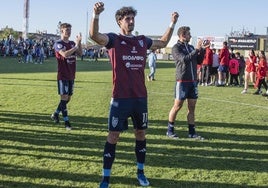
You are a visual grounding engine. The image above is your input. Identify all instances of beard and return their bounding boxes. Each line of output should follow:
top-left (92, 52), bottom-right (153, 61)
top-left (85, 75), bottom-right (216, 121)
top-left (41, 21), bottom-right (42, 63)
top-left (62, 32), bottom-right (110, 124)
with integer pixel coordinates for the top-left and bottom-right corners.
top-left (128, 25), bottom-right (134, 32)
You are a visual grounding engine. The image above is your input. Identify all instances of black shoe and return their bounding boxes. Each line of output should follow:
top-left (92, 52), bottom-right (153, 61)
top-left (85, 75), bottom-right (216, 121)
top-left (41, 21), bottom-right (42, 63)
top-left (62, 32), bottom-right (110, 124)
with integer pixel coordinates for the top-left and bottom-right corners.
top-left (166, 131), bottom-right (179, 139)
top-left (51, 113), bottom-right (59, 123)
top-left (253, 90), bottom-right (262, 95)
top-left (65, 121), bottom-right (72, 131)
top-left (188, 134), bottom-right (204, 140)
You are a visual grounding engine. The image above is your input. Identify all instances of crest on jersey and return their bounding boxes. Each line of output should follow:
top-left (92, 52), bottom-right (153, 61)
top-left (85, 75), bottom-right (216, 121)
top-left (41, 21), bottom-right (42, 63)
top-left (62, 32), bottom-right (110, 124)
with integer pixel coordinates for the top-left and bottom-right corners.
top-left (57, 43), bottom-right (63, 49)
top-left (112, 116), bottom-right (118, 128)
top-left (138, 40), bottom-right (144, 47)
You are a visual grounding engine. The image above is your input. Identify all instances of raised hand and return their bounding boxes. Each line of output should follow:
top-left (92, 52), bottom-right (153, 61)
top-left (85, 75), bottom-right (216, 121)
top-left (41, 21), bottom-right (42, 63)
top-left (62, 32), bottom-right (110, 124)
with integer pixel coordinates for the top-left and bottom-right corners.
top-left (171, 12), bottom-right (179, 24)
top-left (76, 32), bottom-right (82, 45)
top-left (93, 2), bottom-right (105, 15)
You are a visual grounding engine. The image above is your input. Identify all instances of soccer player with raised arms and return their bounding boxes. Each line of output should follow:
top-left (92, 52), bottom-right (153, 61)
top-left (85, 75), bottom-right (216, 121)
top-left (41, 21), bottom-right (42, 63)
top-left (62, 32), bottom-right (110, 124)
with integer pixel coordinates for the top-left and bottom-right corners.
top-left (89, 2), bottom-right (179, 187)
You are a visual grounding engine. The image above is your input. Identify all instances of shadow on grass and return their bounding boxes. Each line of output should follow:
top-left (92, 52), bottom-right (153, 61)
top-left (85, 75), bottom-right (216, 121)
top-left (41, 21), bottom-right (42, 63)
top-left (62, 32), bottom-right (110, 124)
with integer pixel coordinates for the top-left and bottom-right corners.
top-left (0, 163), bottom-right (100, 188)
top-left (148, 119), bottom-right (268, 142)
top-left (0, 110), bottom-right (267, 187)
top-left (1, 174), bottom-right (260, 188)
top-left (112, 176), bottom-right (263, 188)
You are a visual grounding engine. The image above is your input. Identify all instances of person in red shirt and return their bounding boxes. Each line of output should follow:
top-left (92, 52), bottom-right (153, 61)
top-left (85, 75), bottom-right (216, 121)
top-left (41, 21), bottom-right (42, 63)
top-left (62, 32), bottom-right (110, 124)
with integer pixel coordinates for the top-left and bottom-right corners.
top-left (254, 51), bottom-right (268, 95)
top-left (241, 49), bottom-right (257, 94)
top-left (228, 53), bottom-right (240, 86)
top-left (200, 40), bottom-right (213, 86)
top-left (218, 41), bottom-right (230, 86)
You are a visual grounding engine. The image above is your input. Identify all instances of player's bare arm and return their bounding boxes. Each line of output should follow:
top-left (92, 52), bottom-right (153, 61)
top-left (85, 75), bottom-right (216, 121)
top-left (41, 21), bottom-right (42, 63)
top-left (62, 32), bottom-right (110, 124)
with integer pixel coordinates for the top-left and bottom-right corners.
top-left (89, 2), bottom-right (109, 46)
top-left (150, 12), bottom-right (179, 50)
top-left (59, 33), bottom-right (83, 58)
top-left (75, 32), bottom-right (83, 56)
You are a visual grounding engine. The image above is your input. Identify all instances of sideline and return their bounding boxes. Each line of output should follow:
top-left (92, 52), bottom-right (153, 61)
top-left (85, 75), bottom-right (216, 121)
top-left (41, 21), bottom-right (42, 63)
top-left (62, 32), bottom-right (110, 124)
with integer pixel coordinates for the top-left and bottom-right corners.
top-left (202, 97), bottom-right (268, 110)
top-left (149, 91), bottom-right (268, 110)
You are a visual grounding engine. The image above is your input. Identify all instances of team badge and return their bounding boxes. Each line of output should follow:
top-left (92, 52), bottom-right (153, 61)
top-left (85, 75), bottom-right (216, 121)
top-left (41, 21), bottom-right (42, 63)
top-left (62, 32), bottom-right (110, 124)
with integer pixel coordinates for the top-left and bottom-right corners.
top-left (57, 43), bottom-right (63, 49)
top-left (138, 40), bottom-right (144, 47)
top-left (112, 116), bottom-right (118, 128)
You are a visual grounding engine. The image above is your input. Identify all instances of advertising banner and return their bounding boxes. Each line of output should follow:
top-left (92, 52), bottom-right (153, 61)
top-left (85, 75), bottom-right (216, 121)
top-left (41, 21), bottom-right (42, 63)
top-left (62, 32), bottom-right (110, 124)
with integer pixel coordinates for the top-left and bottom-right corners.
top-left (228, 37), bottom-right (258, 50)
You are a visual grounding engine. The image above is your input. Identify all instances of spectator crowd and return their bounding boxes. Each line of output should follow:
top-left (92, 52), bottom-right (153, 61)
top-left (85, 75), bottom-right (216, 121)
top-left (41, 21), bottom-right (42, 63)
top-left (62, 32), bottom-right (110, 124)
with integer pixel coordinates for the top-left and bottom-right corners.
top-left (197, 41), bottom-right (268, 98)
top-left (0, 35), bottom-right (55, 64)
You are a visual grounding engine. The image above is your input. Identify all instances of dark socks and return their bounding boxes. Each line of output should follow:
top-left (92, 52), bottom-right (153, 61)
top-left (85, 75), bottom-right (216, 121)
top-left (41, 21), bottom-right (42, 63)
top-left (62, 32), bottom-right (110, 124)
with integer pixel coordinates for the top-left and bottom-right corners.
top-left (188, 124), bottom-right (196, 135)
top-left (55, 102), bottom-right (61, 114)
top-left (102, 142), bottom-right (116, 183)
top-left (167, 121), bottom-right (174, 132)
top-left (60, 100), bottom-right (68, 122)
top-left (135, 140), bottom-right (146, 174)
top-left (135, 140), bottom-right (146, 163)
top-left (55, 100), bottom-right (69, 115)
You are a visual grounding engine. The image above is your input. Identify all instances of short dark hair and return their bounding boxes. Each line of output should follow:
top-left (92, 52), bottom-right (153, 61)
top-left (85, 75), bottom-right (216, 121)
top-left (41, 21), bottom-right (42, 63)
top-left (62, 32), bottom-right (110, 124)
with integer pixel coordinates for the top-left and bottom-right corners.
top-left (60, 23), bottom-right (72, 29)
top-left (177, 26), bottom-right (190, 36)
top-left (235, 52), bottom-right (240, 56)
top-left (115, 6), bottom-right (137, 26)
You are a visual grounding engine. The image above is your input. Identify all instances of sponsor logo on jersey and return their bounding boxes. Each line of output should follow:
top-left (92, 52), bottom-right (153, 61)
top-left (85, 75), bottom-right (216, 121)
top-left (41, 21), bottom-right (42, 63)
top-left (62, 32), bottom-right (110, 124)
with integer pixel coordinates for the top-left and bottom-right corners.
top-left (125, 62), bottom-right (143, 70)
top-left (121, 41), bottom-right (127, 45)
top-left (66, 55), bottom-right (76, 64)
top-left (131, 46), bottom-right (137, 54)
top-left (122, 55), bottom-right (144, 61)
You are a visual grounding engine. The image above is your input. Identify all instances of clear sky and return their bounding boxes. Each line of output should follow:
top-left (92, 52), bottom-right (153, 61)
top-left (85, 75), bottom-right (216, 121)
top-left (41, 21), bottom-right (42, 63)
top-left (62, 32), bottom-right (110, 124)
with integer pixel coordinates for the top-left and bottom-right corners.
top-left (1, 0), bottom-right (268, 43)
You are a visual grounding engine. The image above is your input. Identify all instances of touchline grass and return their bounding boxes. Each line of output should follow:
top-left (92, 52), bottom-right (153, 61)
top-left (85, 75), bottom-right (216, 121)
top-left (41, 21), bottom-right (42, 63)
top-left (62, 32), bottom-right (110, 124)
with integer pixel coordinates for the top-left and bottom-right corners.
top-left (0, 57), bottom-right (267, 188)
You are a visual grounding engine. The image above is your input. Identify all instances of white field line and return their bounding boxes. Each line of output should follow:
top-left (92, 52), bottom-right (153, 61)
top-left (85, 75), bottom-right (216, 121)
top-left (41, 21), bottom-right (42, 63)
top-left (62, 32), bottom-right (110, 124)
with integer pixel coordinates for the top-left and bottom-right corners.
top-left (202, 97), bottom-right (268, 110)
top-left (149, 91), bottom-right (268, 110)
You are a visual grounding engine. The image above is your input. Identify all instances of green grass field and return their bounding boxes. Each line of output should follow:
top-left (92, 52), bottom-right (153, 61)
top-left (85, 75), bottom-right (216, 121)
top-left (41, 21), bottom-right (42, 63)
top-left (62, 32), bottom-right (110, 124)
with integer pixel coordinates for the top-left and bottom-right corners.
top-left (0, 56), bottom-right (267, 188)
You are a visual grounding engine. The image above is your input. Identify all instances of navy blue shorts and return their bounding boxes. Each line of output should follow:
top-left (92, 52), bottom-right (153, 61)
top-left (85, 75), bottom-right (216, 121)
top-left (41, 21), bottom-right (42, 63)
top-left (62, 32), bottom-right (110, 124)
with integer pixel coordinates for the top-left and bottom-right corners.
top-left (218, 65), bottom-right (228, 73)
top-left (57, 80), bottom-right (74, 95)
top-left (108, 98), bottom-right (148, 132)
top-left (175, 81), bottom-right (198, 100)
